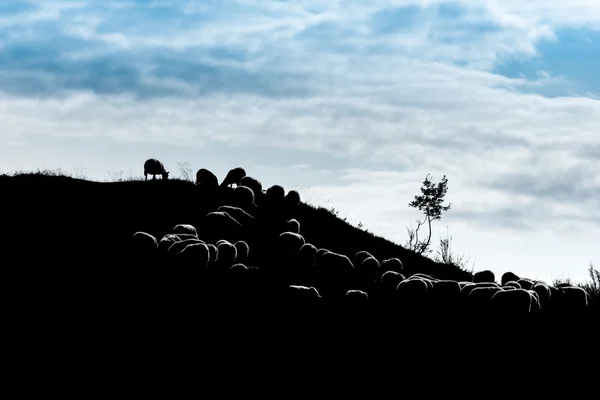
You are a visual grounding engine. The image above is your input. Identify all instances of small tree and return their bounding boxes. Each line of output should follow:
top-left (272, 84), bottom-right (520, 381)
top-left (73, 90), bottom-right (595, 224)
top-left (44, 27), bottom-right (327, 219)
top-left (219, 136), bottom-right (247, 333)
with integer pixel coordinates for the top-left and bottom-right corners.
top-left (405, 173), bottom-right (451, 255)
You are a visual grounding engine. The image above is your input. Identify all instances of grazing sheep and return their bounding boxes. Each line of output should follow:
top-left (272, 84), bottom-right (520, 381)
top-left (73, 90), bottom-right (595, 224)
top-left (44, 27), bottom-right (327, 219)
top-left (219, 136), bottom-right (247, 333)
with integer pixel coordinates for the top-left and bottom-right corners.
top-left (395, 278), bottom-right (429, 308)
top-left (379, 270), bottom-right (405, 303)
top-left (354, 250), bottom-right (375, 266)
top-left (504, 281), bottom-right (521, 289)
top-left (239, 176), bottom-right (263, 200)
top-left (316, 251), bottom-right (355, 301)
top-left (491, 288), bottom-right (533, 315)
top-left (461, 282), bottom-right (500, 296)
top-left (172, 224), bottom-right (197, 237)
top-left (284, 190), bottom-right (301, 211)
top-left (473, 270), bottom-right (496, 284)
top-left (215, 241), bottom-right (237, 270)
top-left (286, 219), bottom-right (300, 234)
top-left (411, 273), bottom-right (437, 281)
top-left (531, 282), bottom-right (551, 310)
top-left (202, 211), bottom-right (244, 243)
top-left (144, 158), bottom-right (169, 181)
top-left (206, 244), bottom-right (218, 268)
top-left (288, 285), bottom-right (322, 304)
top-left (379, 258), bottom-right (404, 275)
top-left (195, 168), bottom-right (219, 188)
top-left (131, 231), bottom-right (158, 257)
top-left (157, 234), bottom-right (182, 253)
top-left (356, 256), bottom-right (379, 291)
top-left (264, 185), bottom-right (286, 210)
top-left (527, 290), bottom-right (541, 312)
top-left (218, 205), bottom-right (255, 227)
top-left (278, 232), bottom-right (305, 253)
top-left (168, 238), bottom-right (202, 255)
top-left (430, 279), bottom-right (461, 310)
top-left (232, 185), bottom-right (257, 212)
top-left (468, 287), bottom-right (504, 309)
top-left (299, 243), bottom-right (318, 260)
top-left (516, 278), bottom-right (535, 290)
top-left (345, 290), bottom-right (369, 304)
top-left (221, 167), bottom-right (246, 188)
top-left (176, 242), bottom-right (210, 269)
top-left (501, 272), bottom-right (520, 286)
top-left (233, 241), bottom-right (250, 264)
top-left (408, 276), bottom-right (434, 291)
top-left (559, 285), bottom-right (589, 313)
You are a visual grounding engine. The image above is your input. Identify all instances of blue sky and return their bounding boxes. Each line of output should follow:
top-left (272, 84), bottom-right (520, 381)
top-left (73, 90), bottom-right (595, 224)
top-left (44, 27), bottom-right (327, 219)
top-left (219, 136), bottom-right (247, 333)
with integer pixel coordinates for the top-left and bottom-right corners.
top-left (1, 0), bottom-right (599, 284)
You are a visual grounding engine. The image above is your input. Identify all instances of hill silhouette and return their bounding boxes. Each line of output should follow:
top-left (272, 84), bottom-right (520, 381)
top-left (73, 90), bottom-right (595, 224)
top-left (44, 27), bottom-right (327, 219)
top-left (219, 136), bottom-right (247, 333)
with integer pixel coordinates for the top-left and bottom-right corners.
top-left (1, 168), bottom-right (597, 325)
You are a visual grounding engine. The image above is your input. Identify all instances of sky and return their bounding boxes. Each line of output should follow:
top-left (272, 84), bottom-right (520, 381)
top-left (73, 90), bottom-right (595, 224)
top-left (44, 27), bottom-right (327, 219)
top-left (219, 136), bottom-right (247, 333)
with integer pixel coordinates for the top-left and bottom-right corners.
top-left (0, 0), bottom-right (598, 285)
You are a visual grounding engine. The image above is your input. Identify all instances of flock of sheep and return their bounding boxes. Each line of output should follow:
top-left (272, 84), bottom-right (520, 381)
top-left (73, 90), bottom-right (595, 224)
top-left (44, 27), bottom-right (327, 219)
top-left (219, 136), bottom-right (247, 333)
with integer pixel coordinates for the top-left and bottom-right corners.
top-left (132, 159), bottom-right (592, 316)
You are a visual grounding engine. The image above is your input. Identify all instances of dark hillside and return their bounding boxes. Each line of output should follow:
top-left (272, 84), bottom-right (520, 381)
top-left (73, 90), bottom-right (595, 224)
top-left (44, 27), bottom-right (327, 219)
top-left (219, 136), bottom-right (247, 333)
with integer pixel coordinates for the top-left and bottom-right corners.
top-left (2, 171), bottom-right (595, 324)
top-left (1, 173), bottom-right (469, 281)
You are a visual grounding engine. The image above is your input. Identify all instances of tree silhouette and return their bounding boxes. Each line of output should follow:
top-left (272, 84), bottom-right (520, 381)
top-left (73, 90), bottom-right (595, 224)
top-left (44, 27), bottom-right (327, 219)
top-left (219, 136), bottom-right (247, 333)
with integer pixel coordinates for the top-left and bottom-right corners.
top-left (405, 174), bottom-right (451, 255)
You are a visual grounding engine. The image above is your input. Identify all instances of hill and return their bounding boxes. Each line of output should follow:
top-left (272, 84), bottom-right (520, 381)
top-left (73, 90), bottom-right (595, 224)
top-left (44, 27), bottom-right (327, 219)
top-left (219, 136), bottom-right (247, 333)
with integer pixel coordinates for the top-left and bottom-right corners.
top-left (1, 170), bottom-right (596, 324)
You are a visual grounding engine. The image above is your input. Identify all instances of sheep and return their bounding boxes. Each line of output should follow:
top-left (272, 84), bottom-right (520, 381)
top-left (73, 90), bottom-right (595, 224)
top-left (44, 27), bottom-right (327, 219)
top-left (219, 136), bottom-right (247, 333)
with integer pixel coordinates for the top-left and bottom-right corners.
top-left (378, 270), bottom-right (405, 303)
top-left (345, 290), bottom-right (369, 304)
top-left (501, 271), bottom-right (520, 286)
top-left (221, 167), bottom-right (246, 188)
top-left (461, 282), bottom-right (500, 296)
top-left (527, 289), bottom-right (541, 312)
top-left (157, 233), bottom-right (182, 254)
top-left (202, 211), bottom-right (244, 243)
top-left (395, 278), bottom-right (430, 309)
top-left (264, 185), bottom-right (286, 211)
top-left (233, 240), bottom-right (250, 265)
top-left (144, 158), bottom-right (169, 181)
top-left (430, 279), bottom-right (461, 310)
top-left (491, 288), bottom-right (533, 315)
top-left (176, 242), bottom-right (210, 269)
top-left (316, 251), bottom-right (355, 301)
top-left (356, 256), bottom-right (379, 291)
top-left (173, 233), bottom-right (198, 241)
top-left (239, 176), bottom-right (263, 200)
top-left (206, 244), bottom-right (218, 268)
top-left (473, 270), bottom-right (496, 284)
top-left (168, 238), bottom-right (203, 255)
top-left (354, 250), bottom-right (375, 266)
top-left (284, 190), bottom-right (301, 211)
top-left (195, 168), bottom-right (219, 188)
top-left (131, 231), bottom-right (158, 257)
top-left (411, 273), bottom-right (437, 281)
top-left (172, 224), bottom-right (197, 237)
top-left (468, 286), bottom-right (504, 311)
top-left (503, 281), bottom-right (521, 289)
top-left (379, 258), bottom-right (404, 275)
top-left (217, 205), bottom-right (255, 227)
top-left (278, 232), bottom-right (305, 254)
top-left (288, 285), bottom-right (321, 304)
top-left (215, 241), bottom-right (237, 270)
top-left (231, 186), bottom-right (257, 213)
top-left (299, 243), bottom-right (318, 260)
top-left (558, 285), bottom-right (589, 314)
top-left (531, 282), bottom-right (552, 310)
top-left (516, 278), bottom-right (535, 290)
top-left (286, 219), bottom-right (300, 234)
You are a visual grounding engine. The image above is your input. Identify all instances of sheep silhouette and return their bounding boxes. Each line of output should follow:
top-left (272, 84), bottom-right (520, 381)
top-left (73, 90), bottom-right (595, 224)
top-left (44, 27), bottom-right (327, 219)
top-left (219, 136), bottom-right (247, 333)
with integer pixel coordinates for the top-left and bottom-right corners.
top-left (144, 158), bottom-right (169, 181)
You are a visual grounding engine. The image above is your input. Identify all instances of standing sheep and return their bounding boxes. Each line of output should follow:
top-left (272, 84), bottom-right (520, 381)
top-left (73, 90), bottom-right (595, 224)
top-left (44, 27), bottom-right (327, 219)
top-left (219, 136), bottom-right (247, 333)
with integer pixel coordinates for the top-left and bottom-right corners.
top-left (473, 270), bottom-right (496, 284)
top-left (196, 168), bottom-right (219, 188)
top-left (144, 158), bottom-right (169, 181)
